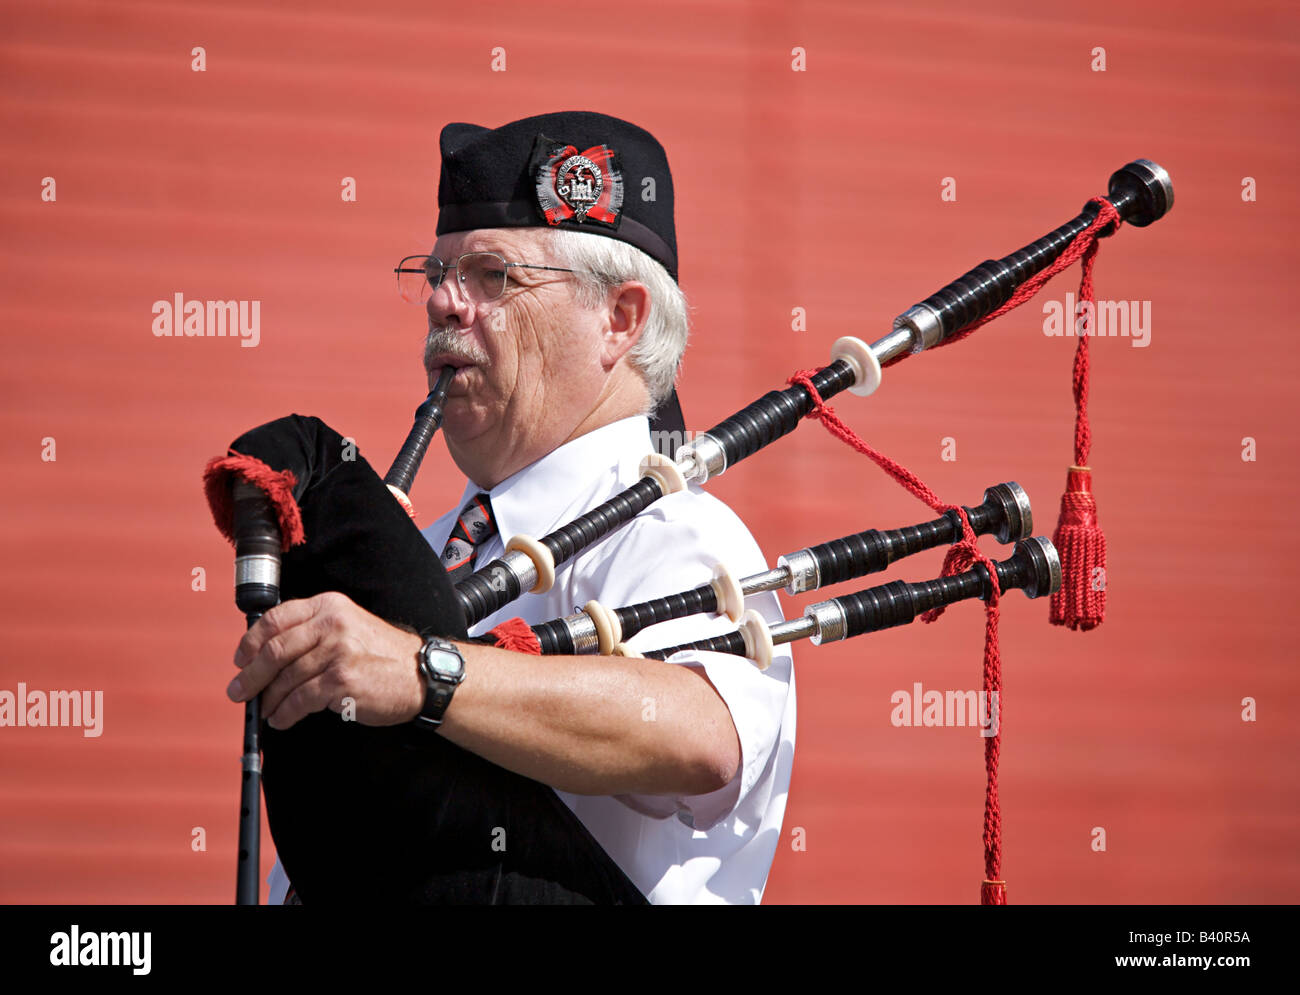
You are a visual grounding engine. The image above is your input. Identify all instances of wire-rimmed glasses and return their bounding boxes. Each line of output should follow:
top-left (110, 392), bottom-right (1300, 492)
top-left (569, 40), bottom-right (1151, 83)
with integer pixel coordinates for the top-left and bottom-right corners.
top-left (395, 252), bottom-right (587, 304)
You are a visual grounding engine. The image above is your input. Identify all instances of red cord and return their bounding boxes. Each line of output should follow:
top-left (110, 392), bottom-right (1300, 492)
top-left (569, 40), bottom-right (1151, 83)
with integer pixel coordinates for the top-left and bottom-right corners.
top-left (882, 198), bottom-right (1118, 633)
top-left (789, 197), bottom-right (1121, 900)
top-left (787, 370), bottom-right (1004, 902)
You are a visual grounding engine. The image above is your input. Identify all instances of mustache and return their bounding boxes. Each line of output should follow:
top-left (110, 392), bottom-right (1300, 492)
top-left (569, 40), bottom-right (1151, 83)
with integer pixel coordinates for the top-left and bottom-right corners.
top-left (423, 326), bottom-right (489, 372)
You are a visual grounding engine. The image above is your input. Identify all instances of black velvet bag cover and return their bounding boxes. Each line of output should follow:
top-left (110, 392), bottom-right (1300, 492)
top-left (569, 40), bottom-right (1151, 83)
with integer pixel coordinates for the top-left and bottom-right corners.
top-left (217, 414), bottom-right (647, 904)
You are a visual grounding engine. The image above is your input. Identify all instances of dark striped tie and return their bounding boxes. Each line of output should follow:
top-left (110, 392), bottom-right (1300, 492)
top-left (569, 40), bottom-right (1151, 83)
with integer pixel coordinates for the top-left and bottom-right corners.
top-left (439, 492), bottom-right (497, 585)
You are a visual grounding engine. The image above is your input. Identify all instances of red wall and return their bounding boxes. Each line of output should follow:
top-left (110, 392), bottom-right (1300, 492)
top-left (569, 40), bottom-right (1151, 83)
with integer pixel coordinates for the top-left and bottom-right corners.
top-left (2, 0), bottom-right (1297, 903)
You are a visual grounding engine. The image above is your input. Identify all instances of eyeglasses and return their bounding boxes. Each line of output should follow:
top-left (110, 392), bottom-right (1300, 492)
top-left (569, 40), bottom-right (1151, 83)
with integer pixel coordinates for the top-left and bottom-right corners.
top-left (394, 251), bottom-right (588, 304)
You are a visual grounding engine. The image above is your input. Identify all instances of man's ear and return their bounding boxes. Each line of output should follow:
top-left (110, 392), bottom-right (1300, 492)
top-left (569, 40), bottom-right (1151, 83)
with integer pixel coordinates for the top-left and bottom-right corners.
top-left (601, 282), bottom-right (651, 369)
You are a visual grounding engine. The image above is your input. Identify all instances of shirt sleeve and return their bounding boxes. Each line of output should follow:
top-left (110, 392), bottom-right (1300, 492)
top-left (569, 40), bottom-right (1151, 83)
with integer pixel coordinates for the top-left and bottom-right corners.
top-left (564, 488), bottom-right (794, 832)
top-left (267, 854), bottom-right (289, 906)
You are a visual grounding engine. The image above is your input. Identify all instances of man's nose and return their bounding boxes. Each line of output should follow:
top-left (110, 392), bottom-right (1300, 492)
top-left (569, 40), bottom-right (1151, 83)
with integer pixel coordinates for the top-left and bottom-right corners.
top-left (426, 272), bottom-right (475, 327)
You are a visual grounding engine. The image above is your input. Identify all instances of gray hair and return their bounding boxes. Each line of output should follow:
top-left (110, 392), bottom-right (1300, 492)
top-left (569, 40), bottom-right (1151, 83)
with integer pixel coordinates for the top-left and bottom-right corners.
top-left (541, 227), bottom-right (689, 409)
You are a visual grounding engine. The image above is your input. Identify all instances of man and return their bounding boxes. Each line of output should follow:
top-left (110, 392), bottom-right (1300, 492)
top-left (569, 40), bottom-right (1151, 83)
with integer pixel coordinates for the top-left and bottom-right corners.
top-left (228, 111), bottom-right (795, 903)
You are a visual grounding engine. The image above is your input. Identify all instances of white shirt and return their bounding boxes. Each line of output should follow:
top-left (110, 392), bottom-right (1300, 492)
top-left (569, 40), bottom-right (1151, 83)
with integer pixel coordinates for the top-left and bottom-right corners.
top-left (269, 415), bottom-right (795, 904)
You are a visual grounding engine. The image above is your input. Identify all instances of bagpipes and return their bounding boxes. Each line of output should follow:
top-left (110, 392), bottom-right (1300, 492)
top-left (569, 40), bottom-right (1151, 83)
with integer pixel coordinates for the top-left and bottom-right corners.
top-left (203, 159), bottom-right (1172, 905)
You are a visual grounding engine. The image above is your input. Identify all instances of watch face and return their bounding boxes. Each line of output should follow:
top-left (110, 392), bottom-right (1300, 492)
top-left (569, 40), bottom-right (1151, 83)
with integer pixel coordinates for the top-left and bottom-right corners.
top-left (424, 643), bottom-right (464, 681)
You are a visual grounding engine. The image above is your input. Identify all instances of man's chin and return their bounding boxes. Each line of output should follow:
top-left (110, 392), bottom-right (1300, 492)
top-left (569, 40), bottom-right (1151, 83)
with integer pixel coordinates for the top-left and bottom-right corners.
top-left (439, 400), bottom-right (492, 443)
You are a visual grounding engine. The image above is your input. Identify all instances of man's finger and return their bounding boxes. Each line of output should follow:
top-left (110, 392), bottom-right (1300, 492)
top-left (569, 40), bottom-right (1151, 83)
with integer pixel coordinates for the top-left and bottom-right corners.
top-left (233, 597), bottom-right (321, 670)
top-left (257, 642), bottom-right (338, 719)
top-left (265, 672), bottom-right (336, 731)
top-left (228, 608), bottom-right (327, 702)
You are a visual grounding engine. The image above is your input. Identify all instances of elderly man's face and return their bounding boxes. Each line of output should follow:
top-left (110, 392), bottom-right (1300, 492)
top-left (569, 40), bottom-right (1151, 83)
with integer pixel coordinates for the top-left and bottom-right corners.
top-left (423, 228), bottom-right (611, 463)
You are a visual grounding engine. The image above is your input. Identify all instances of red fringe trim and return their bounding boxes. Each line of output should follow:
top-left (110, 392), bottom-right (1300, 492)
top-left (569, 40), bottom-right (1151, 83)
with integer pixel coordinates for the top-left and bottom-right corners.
top-left (202, 452), bottom-right (305, 551)
top-left (488, 617), bottom-right (541, 655)
top-left (386, 484), bottom-right (419, 521)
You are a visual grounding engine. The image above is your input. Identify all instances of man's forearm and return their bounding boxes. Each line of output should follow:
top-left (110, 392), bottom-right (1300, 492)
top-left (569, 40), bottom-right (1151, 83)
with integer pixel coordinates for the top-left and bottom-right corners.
top-left (229, 593), bottom-right (741, 799)
top-left (439, 642), bottom-right (742, 797)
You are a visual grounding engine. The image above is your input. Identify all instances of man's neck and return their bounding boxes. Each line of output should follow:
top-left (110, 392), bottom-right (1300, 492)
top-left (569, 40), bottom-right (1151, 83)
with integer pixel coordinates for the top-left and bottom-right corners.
top-left (449, 393), bottom-right (649, 491)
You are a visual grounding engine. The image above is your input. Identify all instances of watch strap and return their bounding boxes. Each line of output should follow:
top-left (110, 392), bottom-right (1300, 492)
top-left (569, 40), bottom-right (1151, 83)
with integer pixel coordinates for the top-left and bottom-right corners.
top-left (414, 637), bottom-right (464, 730)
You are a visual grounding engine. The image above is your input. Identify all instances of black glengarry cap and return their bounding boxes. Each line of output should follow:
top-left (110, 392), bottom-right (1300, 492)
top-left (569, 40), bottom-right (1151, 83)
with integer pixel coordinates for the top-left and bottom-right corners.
top-left (436, 110), bottom-right (679, 282)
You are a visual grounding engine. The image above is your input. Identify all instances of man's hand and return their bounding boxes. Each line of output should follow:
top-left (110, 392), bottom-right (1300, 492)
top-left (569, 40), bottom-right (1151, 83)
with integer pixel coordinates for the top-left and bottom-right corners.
top-left (226, 592), bottom-right (424, 729)
top-left (225, 591), bottom-right (742, 797)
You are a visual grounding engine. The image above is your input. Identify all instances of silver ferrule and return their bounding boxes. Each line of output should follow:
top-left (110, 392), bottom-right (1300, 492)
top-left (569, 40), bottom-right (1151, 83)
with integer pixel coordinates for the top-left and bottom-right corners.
top-left (566, 612), bottom-right (600, 654)
top-left (777, 548), bottom-right (820, 595)
top-left (1021, 536), bottom-right (1062, 599)
top-left (889, 303), bottom-right (947, 355)
top-left (769, 615), bottom-right (818, 646)
top-left (501, 549), bottom-right (538, 594)
top-left (868, 325), bottom-right (915, 366)
top-left (234, 553), bottom-right (280, 587)
top-left (676, 433), bottom-right (727, 484)
top-left (741, 566), bottom-right (790, 597)
top-left (986, 481), bottom-right (1034, 544)
top-left (806, 599), bottom-right (847, 645)
top-left (241, 751), bottom-right (262, 775)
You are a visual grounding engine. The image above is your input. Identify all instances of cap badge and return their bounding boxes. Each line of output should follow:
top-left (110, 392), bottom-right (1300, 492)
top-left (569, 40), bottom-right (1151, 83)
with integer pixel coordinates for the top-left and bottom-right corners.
top-left (532, 136), bottom-right (624, 227)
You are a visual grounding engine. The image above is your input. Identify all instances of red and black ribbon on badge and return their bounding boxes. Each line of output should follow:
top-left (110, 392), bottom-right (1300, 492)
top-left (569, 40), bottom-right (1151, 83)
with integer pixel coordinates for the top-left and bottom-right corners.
top-left (531, 135), bottom-right (624, 228)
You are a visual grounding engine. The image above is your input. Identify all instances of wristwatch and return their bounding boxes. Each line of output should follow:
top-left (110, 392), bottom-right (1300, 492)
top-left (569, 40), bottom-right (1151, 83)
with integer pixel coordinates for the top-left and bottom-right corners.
top-left (413, 635), bottom-right (465, 730)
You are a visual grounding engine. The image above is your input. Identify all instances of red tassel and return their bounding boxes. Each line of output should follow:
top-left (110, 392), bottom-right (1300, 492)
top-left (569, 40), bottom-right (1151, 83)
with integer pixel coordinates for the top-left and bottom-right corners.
top-left (1049, 466), bottom-right (1107, 631)
top-left (981, 880), bottom-right (1007, 905)
top-left (488, 617), bottom-right (541, 655)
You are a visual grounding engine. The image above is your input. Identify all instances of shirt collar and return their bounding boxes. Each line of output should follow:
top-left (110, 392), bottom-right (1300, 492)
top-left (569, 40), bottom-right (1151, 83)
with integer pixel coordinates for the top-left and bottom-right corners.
top-left (455, 416), bottom-right (653, 548)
